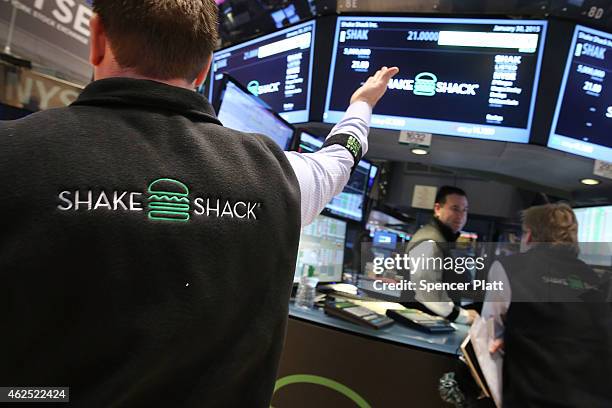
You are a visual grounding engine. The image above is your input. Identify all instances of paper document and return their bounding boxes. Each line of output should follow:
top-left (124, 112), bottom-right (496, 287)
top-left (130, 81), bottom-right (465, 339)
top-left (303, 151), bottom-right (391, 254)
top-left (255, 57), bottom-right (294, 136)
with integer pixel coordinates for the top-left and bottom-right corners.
top-left (469, 317), bottom-right (503, 408)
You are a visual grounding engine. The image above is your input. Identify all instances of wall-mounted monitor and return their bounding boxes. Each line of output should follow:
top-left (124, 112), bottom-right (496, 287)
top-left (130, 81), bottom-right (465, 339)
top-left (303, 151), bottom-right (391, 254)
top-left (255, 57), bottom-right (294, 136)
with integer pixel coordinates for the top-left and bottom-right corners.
top-left (210, 20), bottom-right (316, 124)
top-left (324, 17), bottom-right (547, 143)
top-left (548, 25), bottom-right (611, 162)
top-left (297, 131), bottom-right (376, 222)
top-left (215, 76), bottom-right (295, 150)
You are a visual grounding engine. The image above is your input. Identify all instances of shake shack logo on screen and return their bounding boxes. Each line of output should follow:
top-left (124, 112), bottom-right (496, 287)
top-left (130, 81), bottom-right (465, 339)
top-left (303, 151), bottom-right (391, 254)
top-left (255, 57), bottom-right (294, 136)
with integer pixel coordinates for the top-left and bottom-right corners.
top-left (388, 72), bottom-right (480, 96)
top-left (57, 178), bottom-right (261, 223)
top-left (247, 80), bottom-right (281, 96)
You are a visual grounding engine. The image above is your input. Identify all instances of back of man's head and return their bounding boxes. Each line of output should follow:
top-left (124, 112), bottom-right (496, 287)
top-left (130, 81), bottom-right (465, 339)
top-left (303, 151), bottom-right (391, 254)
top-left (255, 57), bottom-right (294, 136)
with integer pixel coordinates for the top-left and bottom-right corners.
top-left (434, 186), bottom-right (467, 206)
top-left (521, 203), bottom-right (578, 244)
top-left (93, 0), bottom-right (219, 82)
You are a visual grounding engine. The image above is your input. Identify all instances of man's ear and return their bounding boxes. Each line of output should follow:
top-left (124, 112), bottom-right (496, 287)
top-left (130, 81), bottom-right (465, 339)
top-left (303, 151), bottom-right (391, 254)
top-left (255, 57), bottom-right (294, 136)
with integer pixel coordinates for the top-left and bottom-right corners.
top-left (524, 229), bottom-right (533, 243)
top-left (433, 203), bottom-right (441, 217)
top-left (193, 56), bottom-right (213, 88)
top-left (89, 13), bottom-right (106, 67)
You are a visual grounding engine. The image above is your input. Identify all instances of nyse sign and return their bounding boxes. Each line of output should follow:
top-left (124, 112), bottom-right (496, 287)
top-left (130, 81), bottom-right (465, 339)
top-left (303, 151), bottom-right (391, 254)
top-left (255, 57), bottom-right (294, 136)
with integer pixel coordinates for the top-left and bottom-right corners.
top-left (0, 0), bottom-right (92, 61)
top-left (1, 63), bottom-right (83, 111)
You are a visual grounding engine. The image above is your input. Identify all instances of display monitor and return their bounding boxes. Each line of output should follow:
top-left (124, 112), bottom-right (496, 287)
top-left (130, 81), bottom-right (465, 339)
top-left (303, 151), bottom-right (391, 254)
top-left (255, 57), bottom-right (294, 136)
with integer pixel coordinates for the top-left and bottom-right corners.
top-left (215, 76), bottom-right (295, 150)
top-left (210, 20), bottom-right (316, 123)
top-left (297, 131), bottom-right (376, 222)
top-left (373, 230), bottom-right (399, 248)
top-left (294, 214), bottom-right (347, 283)
top-left (324, 17), bottom-right (547, 143)
top-left (575, 205), bottom-right (612, 242)
top-left (296, 130), bottom-right (324, 153)
top-left (574, 205), bottom-right (612, 266)
top-left (548, 25), bottom-right (612, 162)
top-left (325, 160), bottom-right (374, 222)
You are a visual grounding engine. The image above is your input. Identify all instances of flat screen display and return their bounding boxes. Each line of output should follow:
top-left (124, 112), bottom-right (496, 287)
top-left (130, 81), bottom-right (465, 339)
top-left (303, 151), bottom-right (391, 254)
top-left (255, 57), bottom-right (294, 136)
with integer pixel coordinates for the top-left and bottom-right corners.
top-left (294, 214), bottom-right (347, 283)
top-left (324, 17), bottom-right (547, 143)
top-left (296, 130), bottom-right (324, 153)
top-left (548, 25), bottom-right (612, 162)
top-left (210, 20), bottom-right (316, 124)
top-left (297, 131), bottom-right (376, 222)
top-left (373, 230), bottom-right (398, 248)
top-left (574, 205), bottom-right (612, 266)
top-left (217, 79), bottom-right (295, 150)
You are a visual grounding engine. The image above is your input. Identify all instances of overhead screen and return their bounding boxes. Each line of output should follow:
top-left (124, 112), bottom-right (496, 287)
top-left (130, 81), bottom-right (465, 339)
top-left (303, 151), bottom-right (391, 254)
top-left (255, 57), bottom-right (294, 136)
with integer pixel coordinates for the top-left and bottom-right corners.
top-left (324, 17), bottom-right (547, 143)
top-left (298, 131), bottom-right (377, 222)
top-left (548, 25), bottom-right (612, 162)
top-left (217, 78), bottom-right (295, 150)
top-left (210, 20), bottom-right (316, 124)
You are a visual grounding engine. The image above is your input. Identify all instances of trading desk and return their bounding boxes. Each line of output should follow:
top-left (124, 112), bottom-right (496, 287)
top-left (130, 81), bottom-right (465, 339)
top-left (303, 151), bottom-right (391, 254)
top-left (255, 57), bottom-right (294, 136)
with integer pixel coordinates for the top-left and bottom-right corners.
top-left (271, 303), bottom-right (469, 408)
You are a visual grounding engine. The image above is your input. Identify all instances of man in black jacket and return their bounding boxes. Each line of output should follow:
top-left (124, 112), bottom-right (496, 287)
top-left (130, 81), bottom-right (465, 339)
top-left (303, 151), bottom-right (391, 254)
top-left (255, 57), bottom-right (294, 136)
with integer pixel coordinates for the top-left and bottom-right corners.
top-left (483, 203), bottom-right (612, 407)
top-left (0, 1), bottom-right (398, 407)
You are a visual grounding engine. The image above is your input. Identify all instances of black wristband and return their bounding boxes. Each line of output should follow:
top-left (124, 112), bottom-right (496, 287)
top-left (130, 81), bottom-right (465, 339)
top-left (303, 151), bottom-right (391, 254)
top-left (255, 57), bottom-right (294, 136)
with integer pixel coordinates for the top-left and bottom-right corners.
top-left (446, 306), bottom-right (461, 322)
top-left (322, 133), bottom-right (363, 174)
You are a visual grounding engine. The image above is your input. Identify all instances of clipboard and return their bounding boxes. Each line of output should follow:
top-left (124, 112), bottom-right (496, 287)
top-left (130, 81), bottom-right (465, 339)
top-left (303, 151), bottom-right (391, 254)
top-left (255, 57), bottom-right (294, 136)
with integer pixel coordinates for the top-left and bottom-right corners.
top-left (460, 335), bottom-right (492, 399)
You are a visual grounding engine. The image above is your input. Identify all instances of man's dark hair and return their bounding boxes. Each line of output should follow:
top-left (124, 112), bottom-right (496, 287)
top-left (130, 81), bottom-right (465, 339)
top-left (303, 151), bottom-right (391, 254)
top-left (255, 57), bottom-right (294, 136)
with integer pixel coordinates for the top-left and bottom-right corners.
top-left (435, 185), bottom-right (467, 206)
top-left (93, 0), bottom-right (219, 82)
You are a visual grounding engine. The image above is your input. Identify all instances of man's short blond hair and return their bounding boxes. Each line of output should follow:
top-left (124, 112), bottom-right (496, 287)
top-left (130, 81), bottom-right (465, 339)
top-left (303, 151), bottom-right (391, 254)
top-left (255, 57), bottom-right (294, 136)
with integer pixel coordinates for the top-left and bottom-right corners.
top-left (521, 203), bottom-right (578, 244)
top-left (93, 0), bottom-right (219, 81)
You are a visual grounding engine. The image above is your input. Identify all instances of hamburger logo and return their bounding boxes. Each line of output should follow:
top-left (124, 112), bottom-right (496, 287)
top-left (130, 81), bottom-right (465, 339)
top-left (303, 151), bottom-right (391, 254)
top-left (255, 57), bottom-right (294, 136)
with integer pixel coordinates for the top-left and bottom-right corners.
top-left (147, 178), bottom-right (191, 222)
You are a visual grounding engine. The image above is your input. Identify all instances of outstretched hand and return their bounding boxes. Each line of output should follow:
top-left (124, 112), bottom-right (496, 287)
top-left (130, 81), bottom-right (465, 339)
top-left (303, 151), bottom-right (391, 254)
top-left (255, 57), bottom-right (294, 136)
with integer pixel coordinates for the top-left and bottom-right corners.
top-left (350, 66), bottom-right (400, 108)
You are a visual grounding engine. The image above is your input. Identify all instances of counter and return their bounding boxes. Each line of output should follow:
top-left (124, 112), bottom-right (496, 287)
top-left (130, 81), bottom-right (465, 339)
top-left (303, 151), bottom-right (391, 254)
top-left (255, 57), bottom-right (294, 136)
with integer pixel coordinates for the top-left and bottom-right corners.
top-left (271, 303), bottom-right (469, 408)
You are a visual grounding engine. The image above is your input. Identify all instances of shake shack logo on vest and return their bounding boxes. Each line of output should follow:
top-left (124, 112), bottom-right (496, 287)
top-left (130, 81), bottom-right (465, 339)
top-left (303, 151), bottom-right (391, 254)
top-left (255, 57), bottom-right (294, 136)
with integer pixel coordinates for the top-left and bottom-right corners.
top-left (57, 178), bottom-right (261, 223)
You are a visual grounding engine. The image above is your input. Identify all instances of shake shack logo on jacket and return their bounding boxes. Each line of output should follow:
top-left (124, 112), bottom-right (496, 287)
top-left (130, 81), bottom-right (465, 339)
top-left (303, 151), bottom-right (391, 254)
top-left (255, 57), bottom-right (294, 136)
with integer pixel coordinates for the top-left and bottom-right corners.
top-left (57, 178), bottom-right (261, 222)
top-left (147, 179), bottom-right (191, 222)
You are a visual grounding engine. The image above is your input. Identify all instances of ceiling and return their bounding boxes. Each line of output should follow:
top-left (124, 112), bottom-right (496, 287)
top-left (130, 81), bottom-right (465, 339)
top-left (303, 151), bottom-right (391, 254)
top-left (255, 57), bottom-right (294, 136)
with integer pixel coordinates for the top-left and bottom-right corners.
top-left (304, 122), bottom-right (611, 205)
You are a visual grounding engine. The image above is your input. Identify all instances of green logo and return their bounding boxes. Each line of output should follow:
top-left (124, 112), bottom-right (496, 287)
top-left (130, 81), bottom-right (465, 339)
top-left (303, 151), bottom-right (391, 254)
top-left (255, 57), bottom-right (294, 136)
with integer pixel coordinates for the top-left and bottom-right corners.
top-left (567, 275), bottom-right (585, 290)
top-left (346, 136), bottom-right (361, 157)
top-left (414, 72), bottom-right (437, 96)
top-left (147, 178), bottom-right (190, 222)
top-left (272, 375), bottom-right (371, 408)
top-left (247, 80), bottom-right (260, 96)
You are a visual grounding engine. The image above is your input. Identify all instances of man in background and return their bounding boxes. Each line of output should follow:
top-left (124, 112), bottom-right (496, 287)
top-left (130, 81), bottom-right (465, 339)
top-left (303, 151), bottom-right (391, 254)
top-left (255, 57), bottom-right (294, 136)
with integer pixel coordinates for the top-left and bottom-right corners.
top-left (405, 186), bottom-right (478, 324)
top-left (483, 203), bottom-right (612, 407)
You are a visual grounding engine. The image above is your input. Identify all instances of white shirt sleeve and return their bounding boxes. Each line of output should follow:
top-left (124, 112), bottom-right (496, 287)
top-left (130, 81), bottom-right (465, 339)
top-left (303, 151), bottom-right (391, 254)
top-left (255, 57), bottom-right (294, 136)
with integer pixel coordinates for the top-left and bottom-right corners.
top-left (481, 260), bottom-right (512, 338)
top-left (409, 240), bottom-right (473, 323)
top-left (284, 101), bottom-right (372, 227)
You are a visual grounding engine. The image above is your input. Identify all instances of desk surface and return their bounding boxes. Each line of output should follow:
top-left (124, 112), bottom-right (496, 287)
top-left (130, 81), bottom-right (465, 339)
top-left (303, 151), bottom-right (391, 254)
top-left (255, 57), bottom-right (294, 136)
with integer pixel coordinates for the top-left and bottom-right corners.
top-left (288, 303), bottom-right (469, 356)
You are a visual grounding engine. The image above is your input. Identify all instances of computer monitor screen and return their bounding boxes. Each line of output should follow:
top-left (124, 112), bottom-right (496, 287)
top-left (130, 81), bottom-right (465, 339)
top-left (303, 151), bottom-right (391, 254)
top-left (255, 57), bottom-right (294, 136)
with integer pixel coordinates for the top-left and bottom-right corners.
top-left (548, 25), bottom-right (612, 162)
top-left (297, 131), bottom-right (374, 222)
top-left (373, 230), bottom-right (398, 248)
top-left (210, 20), bottom-right (316, 124)
top-left (575, 205), bottom-right (612, 242)
top-left (296, 130), bottom-right (323, 153)
top-left (294, 214), bottom-right (347, 283)
top-left (324, 17), bottom-right (547, 143)
top-left (574, 206), bottom-right (612, 267)
top-left (324, 159), bottom-right (372, 222)
top-left (216, 78), bottom-right (295, 150)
